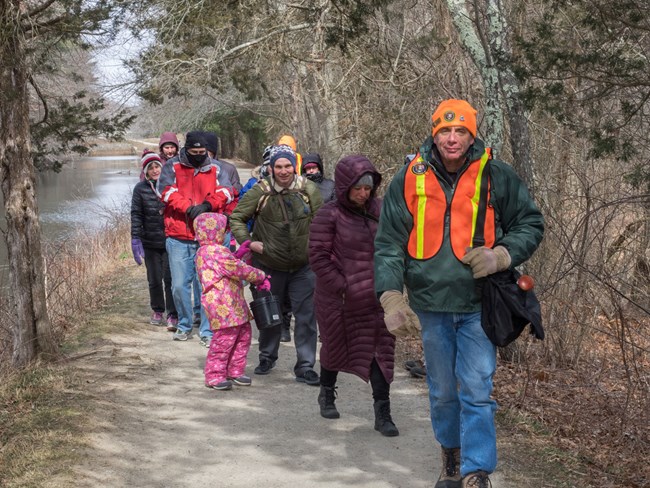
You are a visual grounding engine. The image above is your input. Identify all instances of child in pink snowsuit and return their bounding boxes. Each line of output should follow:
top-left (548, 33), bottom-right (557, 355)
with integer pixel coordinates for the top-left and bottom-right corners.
top-left (194, 212), bottom-right (269, 390)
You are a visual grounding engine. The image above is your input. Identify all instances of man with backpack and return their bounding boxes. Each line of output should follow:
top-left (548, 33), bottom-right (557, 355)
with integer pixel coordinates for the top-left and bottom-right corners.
top-left (230, 144), bottom-right (323, 386)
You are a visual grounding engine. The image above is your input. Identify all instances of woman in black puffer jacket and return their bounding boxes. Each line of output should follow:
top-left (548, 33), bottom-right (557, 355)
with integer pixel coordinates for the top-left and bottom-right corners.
top-left (131, 151), bottom-right (177, 329)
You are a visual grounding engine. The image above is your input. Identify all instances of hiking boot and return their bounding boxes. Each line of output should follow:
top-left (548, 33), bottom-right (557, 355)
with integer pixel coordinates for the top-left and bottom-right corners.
top-left (296, 369), bottom-right (320, 386)
top-left (280, 326), bottom-right (291, 342)
top-left (435, 447), bottom-right (461, 488)
top-left (150, 311), bottom-right (164, 326)
top-left (206, 380), bottom-right (232, 391)
top-left (373, 400), bottom-right (399, 437)
top-left (199, 336), bottom-right (211, 348)
top-left (166, 315), bottom-right (178, 332)
top-left (254, 359), bottom-right (276, 375)
top-left (461, 471), bottom-right (492, 488)
top-left (173, 330), bottom-right (190, 341)
top-left (231, 375), bottom-right (252, 386)
top-left (318, 386), bottom-right (340, 419)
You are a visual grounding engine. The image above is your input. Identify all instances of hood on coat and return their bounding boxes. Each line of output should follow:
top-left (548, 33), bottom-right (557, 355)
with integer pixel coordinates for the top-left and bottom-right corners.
top-left (159, 132), bottom-right (179, 152)
top-left (334, 155), bottom-right (382, 209)
top-left (301, 153), bottom-right (323, 174)
top-left (193, 212), bottom-right (228, 246)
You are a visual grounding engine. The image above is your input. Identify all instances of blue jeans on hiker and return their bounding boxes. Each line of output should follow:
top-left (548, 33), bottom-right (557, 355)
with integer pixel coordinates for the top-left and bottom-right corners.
top-left (166, 237), bottom-right (212, 339)
top-left (416, 310), bottom-right (497, 477)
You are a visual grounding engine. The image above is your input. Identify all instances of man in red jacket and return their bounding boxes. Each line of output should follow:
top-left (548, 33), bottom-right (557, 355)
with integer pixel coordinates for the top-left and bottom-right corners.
top-left (157, 131), bottom-right (235, 344)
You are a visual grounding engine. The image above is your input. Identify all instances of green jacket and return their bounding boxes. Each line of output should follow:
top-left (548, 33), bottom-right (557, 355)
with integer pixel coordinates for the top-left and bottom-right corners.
top-left (374, 137), bottom-right (544, 312)
top-left (230, 175), bottom-right (323, 272)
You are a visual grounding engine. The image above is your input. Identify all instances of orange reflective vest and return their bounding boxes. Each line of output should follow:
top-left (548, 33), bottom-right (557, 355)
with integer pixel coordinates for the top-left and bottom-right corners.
top-left (403, 149), bottom-right (495, 261)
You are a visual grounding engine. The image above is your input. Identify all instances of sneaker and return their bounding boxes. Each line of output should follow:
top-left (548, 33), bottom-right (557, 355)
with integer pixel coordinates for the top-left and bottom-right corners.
top-left (230, 375), bottom-right (252, 386)
top-left (206, 380), bottom-right (232, 391)
top-left (166, 315), bottom-right (178, 332)
top-left (193, 313), bottom-right (201, 326)
top-left (461, 471), bottom-right (492, 488)
top-left (296, 369), bottom-right (320, 386)
top-left (410, 366), bottom-right (427, 379)
top-left (199, 336), bottom-right (211, 348)
top-left (404, 359), bottom-right (423, 371)
top-left (254, 359), bottom-right (276, 375)
top-left (173, 330), bottom-right (190, 341)
top-left (150, 311), bottom-right (164, 326)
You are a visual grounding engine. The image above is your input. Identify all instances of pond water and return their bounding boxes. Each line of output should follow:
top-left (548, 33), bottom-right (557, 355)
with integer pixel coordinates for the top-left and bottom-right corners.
top-left (0, 155), bottom-right (253, 269)
top-left (0, 154), bottom-right (140, 267)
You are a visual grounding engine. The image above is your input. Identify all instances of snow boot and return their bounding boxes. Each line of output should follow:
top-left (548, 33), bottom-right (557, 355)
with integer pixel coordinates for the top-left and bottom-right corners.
top-left (373, 400), bottom-right (399, 437)
top-left (318, 386), bottom-right (340, 419)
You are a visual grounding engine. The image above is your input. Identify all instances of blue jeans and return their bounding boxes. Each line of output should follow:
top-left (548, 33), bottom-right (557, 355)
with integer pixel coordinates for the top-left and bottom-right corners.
top-left (166, 237), bottom-right (212, 339)
top-left (416, 311), bottom-right (497, 476)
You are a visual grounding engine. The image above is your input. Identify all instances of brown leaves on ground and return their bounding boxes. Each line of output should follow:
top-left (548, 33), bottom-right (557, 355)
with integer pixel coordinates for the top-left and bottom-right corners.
top-left (495, 320), bottom-right (649, 488)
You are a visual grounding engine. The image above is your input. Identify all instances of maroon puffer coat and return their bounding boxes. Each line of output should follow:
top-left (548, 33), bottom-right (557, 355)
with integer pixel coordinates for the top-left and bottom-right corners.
top-left (309, 155), bottom-right (395, 383)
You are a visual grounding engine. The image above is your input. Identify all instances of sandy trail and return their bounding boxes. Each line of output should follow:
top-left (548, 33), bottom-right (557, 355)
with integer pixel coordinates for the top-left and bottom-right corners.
top-left (67, 269), bottom-right (512, 488)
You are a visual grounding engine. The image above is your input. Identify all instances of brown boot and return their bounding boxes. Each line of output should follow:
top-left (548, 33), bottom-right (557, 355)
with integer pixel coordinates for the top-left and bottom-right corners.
top-left (435, 447), bottom-right (461, 488)
top-left (461, 471), bottom-right (492, 488)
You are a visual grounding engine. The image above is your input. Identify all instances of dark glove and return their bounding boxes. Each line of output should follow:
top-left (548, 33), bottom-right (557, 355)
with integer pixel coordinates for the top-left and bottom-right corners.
top-left (186, 202), bottom-right (211, 220)
top-left (131, 238), bottom-right (144, 266)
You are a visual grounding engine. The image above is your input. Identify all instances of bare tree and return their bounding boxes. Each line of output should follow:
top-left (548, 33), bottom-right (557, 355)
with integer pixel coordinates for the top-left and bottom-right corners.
top-left (0, 0), bottom-right (132, 367)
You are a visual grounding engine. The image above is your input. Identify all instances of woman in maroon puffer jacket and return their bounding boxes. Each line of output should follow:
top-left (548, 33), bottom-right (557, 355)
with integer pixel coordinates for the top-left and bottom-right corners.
top-left (308, 154), bottom-right (398, 437)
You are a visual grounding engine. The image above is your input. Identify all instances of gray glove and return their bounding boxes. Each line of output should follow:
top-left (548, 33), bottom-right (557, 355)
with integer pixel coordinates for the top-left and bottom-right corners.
top-left (461, 245), bottom-right (511, 278)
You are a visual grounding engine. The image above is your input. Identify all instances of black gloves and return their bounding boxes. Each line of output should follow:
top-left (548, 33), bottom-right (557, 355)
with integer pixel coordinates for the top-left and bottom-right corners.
top-left (186, 202), bottom-right (212, 220)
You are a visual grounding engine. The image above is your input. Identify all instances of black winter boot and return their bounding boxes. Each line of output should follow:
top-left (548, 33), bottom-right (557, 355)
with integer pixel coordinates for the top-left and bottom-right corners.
top-left (373, 400), bottom-right (399, 437)
top-left (318, 386), bottom-right (340, 419)
top-left (435, 447), bottom-right (461, 488)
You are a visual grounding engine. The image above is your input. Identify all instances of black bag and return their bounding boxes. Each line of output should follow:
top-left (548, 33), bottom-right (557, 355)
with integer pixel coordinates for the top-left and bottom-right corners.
top-left (480, 270), bottom-right (544, 347)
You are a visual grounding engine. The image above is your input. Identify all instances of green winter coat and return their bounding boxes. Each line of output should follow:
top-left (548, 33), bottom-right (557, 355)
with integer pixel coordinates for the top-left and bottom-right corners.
top-left (374, 137), bottom-right (544, 313)
top-left (230, 175), bottom-right (323, 272)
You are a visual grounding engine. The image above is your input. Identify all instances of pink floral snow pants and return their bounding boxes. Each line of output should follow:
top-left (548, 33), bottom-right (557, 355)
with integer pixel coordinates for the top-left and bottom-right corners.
top-left (204, 322), bottom-right (252, 386)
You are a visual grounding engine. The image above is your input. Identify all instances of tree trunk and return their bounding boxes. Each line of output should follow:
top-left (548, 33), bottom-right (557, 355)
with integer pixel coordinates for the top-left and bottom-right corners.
top-left (446, 0), bottom-right (504, 151)
top-left (0, 0), bottom-right (57, 367)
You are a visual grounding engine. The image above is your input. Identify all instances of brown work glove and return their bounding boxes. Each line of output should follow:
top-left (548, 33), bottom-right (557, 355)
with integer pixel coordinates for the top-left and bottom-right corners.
top-left (461, 245), bottom-right (511, 279)
top-left (379, 290), bottom-right (421, 337)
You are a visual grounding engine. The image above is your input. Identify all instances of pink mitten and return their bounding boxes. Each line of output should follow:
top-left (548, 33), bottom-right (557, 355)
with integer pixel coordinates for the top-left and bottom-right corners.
top-left (258, 277), bottom-right (271, 292)
top-left (234, 240), bottom-right (251, 259)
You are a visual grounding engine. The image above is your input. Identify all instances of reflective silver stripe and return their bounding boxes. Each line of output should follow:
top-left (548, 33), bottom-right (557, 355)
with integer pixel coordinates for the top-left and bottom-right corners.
top-left (163, 187), bottom-right (178, 203)
top-left (215, 187), bottom-right (233, 204)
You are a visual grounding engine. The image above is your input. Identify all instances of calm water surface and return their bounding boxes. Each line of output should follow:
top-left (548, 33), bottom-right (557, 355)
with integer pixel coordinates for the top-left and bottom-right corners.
top-left (0, 155), bottom-right (253, 268)
top-left (0, 154), bottom-right (140, 266)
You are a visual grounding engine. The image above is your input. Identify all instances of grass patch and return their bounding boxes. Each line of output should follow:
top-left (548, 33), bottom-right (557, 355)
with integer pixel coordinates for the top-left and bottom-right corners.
top-left (0, 365), bottom-right (89, 488)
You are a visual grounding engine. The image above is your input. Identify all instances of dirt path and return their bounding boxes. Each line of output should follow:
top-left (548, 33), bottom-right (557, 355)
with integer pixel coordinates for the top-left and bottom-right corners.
top-left (66, 265), bottom-right (512, 488)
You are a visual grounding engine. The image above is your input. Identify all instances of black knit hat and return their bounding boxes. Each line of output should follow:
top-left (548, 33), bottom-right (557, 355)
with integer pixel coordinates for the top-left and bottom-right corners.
top-left (202, 131), bottom-right (219, 154)
top-left (185, 131), bottom-right (207, 149)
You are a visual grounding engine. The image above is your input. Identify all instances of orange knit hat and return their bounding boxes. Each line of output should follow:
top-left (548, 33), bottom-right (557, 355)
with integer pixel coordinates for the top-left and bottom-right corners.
top-left (277, 134), bottom-right (297, 151)
top-left (431, 99), bottom-right (477, 137)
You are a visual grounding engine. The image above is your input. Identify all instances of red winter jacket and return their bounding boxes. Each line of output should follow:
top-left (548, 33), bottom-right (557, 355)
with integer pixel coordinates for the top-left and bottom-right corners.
top-left (157, 148), bottom-right (236, 241)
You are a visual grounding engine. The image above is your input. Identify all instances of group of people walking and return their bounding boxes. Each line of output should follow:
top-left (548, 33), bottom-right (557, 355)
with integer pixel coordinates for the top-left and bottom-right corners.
top-left (130, 99), bottom-right (544, 488)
